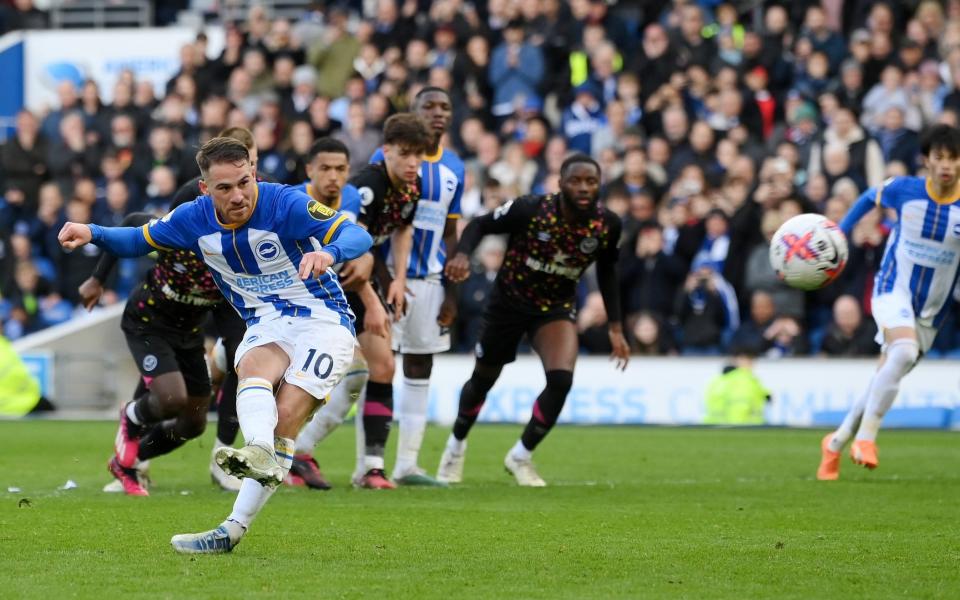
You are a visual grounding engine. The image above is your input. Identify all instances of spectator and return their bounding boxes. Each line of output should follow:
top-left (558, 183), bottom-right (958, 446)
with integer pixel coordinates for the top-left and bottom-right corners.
top-left (489, 19), bottom-right (544, 119)
top-left (307, 8), bottom-right (360, 100)
top-left (333, 101), bottom-right (382, 175)
top-left (628, 311), bottom-right (676, 356)
top-left (730, 290), bottom-right (781, 358)
top-left (489, 142), bottom-right (537, 198)
top-left (40, 80), bottom-right (80, 143)
top-left (876, 105), bottom-right (921, 173)
top-left (800, 5), bottom-right (846, 73)
top-left (808, 107), bottom-right (884, 189)
top-left (820, 295), bottom-right (879, 357)
top-left (671, 4), bottom-right (716, 70)
top-left (46, 112), bottom-right (101, 195)
top-left (674, 259), bottom-right (740, 356)
top-left (284, 120), bottom-right (315, 185)
top-left (142, 166), bottom-right (177, 215)
top-left (619, 222), bottom-right (686, 320)
top-left (1, 110), bottom-right (48, 227)
top-left (456, 236), bottom-right (505, 352)
top-left (861, 64), bottom-right (923, 133)
top-left (93, 180), bottom-right (133, 227)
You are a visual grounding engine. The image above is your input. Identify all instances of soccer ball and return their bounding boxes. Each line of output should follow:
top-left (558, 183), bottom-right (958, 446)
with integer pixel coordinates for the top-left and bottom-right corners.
top-left (769, 214), bottom-right (848, 291)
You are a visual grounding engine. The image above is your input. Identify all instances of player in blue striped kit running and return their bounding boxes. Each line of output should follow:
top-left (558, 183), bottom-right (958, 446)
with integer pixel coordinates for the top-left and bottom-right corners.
top-left (818, 125), bottom-right (960, 479)
top-left (58, 137), bottom-right (372, 553)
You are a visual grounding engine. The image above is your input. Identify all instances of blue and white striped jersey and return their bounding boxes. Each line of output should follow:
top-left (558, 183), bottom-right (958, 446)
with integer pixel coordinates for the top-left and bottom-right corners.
top-left (292, 182), bottom-right (362, 223)
top-left (142, 182), bottom-right (362, 331)
top-left (843, 176), bottom-right (960, 329)
top-left (370, 146), bottom-right (464, 279)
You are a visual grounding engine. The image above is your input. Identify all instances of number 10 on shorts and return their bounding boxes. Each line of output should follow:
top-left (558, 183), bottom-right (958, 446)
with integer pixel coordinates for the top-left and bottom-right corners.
top-left (301, 349), bottom-right (333, 379)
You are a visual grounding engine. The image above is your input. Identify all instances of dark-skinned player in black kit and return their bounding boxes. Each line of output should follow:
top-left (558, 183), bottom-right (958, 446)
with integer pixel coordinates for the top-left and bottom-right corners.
top-left (437, 155), bottom-right (630, 486)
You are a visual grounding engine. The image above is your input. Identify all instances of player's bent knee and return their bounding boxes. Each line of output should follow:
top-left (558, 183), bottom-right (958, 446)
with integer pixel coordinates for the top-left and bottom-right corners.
top-left (403, 354), bottom-right (433, 379)
top-left (369, 356), bottom-right (395, 382)
top-left (176, 416), bottom-right (207, 440)
top-left (545, 369), bottom-right (573, 395)
top-left (886, 338), bottom-right (920, 375)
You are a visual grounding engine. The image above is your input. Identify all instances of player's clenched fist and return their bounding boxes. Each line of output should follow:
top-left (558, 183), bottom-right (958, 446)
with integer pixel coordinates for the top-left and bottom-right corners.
top-left (58, 222), bottom-right (92, 250)
top-left (444, 252), bottom-right (470, 283)
top-left (298, 250), bottom-right (335, 280)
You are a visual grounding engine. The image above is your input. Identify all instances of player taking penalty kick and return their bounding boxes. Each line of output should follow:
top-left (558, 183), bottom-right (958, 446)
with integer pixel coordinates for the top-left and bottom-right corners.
top-left (818, 125), bottom-right (960, 480)
top-left (58, 137), bottom-right (372, 553)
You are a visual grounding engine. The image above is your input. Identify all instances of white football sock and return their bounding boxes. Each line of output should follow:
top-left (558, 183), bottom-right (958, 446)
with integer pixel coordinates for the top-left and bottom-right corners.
top-left (125, 402), bottom-right (142, 425)
top-left (855, 339), bottom-right (919, 443)
top-left (394, 377), bottom-right (430, 474)
top-left (355, 390), bottom-right (368, 479)
top-left (446, 433), bottom-right (465, 454)
top-left (829, 387), bottom-right (871, 453)
top-left (236, 378), bottom-right (277, 449)
top-left (225, 436), bottom-right (294, 533)
top-left (509, 439), bottom-right (532, 462)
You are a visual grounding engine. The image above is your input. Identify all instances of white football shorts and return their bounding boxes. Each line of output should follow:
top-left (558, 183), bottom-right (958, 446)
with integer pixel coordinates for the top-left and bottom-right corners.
top-left (235, 317), bottom-right (356, 400)
top-left (391, 278), bottom-right (451, 354)
top-left (870, 290), bottom-right (938, 353)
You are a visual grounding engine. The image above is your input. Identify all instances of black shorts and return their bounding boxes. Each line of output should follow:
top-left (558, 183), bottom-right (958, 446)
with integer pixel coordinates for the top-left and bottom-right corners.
top-left (474, 298), bottom-right (576, 366)
top-left (120, 304), bottom-right (211, 397)
top-left (210, 302), bottom-right (246, 372)
top-left (346, 289), bottom-right (390, 336)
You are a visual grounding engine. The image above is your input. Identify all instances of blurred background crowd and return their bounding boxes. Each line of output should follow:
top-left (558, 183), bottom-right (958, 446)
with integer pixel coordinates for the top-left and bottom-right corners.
top-left (2, 0), bottom-right (960, 358)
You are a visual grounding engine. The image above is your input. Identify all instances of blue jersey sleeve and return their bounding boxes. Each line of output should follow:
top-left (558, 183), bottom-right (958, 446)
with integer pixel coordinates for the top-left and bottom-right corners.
top-left (449, 161), bottom-right (465, 219)
top-left (142, 201), bottom-right (204, 251)
top-left (839, 177), bottom-right (905, 235)
top-left (275, 185), bottom-right (372, 262)
top-left (369, 147), bottom-right (385, 164)
top-left (88, 224), bottom-right (153, 257)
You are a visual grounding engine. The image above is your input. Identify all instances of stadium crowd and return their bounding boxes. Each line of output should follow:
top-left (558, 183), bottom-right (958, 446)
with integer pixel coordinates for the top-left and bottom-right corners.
top-left (2, 0), bottom-right (960, 358)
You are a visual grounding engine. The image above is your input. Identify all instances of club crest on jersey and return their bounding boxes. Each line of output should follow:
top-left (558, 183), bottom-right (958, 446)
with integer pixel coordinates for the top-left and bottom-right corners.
top-left (445, 178), bottom-right (456, 192)
top-left (142, 355), bottom-right (158, 372)
top-left (401, 202), bottom-right (416, 219)
top-left (256, 240), bottom-right (280, 261)
top-left (307, 199), bottom-right (336, 221)
top-left (358, 187), bottom-right (375, 206)
top-left (580, 237), bottom-right (599, 254)
top-left (953, 223), bottom-right (960, 237)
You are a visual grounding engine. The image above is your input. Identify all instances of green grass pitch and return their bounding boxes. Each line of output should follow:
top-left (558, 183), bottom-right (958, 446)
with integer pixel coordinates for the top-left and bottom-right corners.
top-left (0, 421), bottom-right (957, 599)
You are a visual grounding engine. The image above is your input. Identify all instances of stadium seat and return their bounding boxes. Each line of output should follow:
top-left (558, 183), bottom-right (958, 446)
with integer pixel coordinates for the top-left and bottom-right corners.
top-left (812, 408), bottom-right (951, 429)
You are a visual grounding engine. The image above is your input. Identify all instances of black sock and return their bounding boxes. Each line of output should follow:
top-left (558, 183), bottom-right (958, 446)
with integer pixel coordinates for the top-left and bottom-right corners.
top-left (362, 381), bottom-right (393, 461)
top-left (520, 370), bottom-right (573, 451)
top-left (131, 391), bottom-right (162, 427)
top-left (137, 422), bottom-right (189, 461)
top-left (216, 371), bottom-right (240, 445)
top-left (452, 370), bottom-right (500, 441)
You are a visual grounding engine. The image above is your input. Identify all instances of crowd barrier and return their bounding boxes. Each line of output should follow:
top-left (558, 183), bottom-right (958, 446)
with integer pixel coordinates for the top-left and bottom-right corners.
top-left (12, 307), bottom-right (960, 428)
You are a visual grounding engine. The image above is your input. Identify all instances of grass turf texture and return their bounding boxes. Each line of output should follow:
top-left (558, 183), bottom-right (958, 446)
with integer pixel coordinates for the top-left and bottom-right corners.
top-left (0, 422), bottom-right (957, 599)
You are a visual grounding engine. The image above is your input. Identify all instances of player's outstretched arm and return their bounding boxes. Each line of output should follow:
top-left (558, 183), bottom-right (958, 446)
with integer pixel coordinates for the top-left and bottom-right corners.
top-left (445, 198), bottom-right (529, 282)
top-left (839, 185), bottom-right (882, 236)
top-left (79, 212), bottom-right (156, 310)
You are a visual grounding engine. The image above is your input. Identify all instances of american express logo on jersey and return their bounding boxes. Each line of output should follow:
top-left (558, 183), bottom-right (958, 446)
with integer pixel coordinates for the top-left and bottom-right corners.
top-left (235, 271), bottom-right (295, 293)
top-left (412, 200), bottom-right (448, 231)
top-left (902, 238), bottom-right (958, 267)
